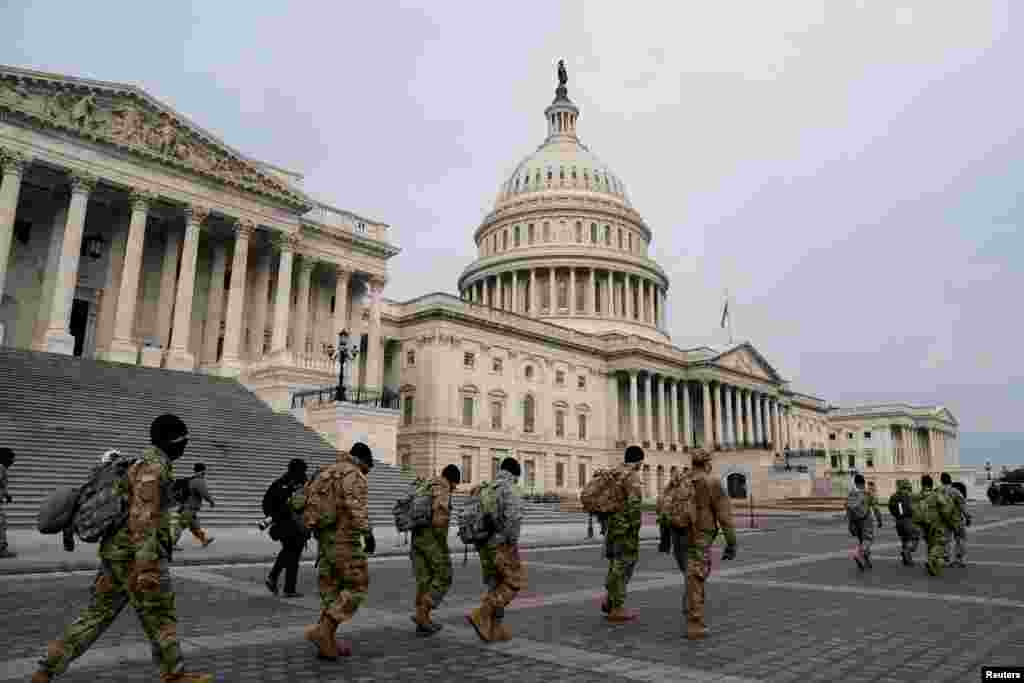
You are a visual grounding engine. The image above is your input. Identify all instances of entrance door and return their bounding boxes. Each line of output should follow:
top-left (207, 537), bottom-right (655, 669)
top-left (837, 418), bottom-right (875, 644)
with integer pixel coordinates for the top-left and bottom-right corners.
top-left (726, 472), bottom-right (748, 499)
top-left (69, 299), bottom-right (89, 357)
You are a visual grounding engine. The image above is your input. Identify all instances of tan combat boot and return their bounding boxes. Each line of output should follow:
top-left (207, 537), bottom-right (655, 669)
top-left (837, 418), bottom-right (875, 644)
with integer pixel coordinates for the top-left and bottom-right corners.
top-left (466, 594), bottom-right (495, 642)
top-left (30, 671), bottom-right (50, 682)
top-left (491, 606), bottom-right (512, 641)
top-left (159, 673), bottom-right (214, 682)
top-left (606, 607), bottom-right (639, 624)
top-left (412, 593), bottom-right (443, 636)
top-left (304, 614), bottom-right (339, 660)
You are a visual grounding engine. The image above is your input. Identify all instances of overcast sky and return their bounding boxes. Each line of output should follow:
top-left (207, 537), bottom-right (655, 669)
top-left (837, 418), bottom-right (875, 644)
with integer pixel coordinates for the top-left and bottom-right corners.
top-left (2, 2), bottom-right (1020, 435)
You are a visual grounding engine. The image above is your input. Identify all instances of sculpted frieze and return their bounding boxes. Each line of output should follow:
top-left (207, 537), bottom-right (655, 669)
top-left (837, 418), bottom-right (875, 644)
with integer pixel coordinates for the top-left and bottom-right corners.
top-left (0, 76), bottom-right (307, 209)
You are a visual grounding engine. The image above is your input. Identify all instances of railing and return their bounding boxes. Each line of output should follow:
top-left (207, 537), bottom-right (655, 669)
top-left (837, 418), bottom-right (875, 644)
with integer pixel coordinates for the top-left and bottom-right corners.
top-left (291, 385), bottom-right (401, 410)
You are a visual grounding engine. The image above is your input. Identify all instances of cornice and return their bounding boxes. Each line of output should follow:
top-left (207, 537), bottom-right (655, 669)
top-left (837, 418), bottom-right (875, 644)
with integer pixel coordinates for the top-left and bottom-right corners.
top-left (299, 220), bottom-right (400, 260)
top-left (476, 195), bottom-right (650, 242)
top-left (458, 250), bottom-right (668, 289)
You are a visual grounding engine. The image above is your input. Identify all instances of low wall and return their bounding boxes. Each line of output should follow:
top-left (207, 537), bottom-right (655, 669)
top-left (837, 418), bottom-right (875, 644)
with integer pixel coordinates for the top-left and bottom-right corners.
top-left (295, 401), bottom-right (400, 465)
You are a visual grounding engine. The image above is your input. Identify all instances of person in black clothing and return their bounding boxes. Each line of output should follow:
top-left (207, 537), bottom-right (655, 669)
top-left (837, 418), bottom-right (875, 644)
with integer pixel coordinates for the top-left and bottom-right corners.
top-left (265, 458), bottom-right (310, 598)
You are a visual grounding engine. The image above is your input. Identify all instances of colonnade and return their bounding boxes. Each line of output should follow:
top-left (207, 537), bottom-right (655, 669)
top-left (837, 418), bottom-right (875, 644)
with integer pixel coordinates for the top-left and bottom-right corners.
top-left (891, 425), bottom-right (956, 470)
top-left (461, 266), bottom-right (667, 329)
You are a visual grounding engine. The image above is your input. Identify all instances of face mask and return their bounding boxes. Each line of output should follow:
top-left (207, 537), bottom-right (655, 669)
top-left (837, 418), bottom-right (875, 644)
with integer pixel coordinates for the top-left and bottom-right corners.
top-left (162, 435), bottom-right (189, 460)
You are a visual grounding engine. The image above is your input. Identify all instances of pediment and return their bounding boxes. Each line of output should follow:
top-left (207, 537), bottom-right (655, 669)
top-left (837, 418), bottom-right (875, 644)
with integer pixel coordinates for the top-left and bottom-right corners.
top-left (712, 343), bottom-right (780, 383)
top-left (0, 67), bottom-right (309, 210)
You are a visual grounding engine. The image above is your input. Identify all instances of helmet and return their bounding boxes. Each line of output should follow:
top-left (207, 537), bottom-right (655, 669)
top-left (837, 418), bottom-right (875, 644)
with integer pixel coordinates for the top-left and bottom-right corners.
top-left (690, 449), bottom-right (712, 466)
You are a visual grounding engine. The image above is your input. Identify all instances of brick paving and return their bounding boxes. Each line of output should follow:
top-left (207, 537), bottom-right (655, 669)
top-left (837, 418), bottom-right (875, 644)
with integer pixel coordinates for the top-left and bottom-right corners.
top-left (1, 504), bottom-right (1020, 682)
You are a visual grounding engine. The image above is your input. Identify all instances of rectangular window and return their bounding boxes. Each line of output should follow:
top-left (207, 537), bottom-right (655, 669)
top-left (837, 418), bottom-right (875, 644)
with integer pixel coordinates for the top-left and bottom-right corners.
top-left (578, 413), bottom-right (587, 440)
top-left (491, 401), bottom-right (502, 430)
top-left (492, 358), bottom-right (503, 373)
top-left (525, 461), bottom-right (535, 488)
top-left (556, 370), bottom-right (565, 386)
top-left (628, 233), bottom-right (633, 251)
top-left (578, 462), bottom-right (587, 488)
top-left (604, 225), bottom-right (610, 245)
top-left (406, 350), bottom-right (416, 366)
top-left (528, 224), bottom-right (535, 244)
top-left (830, 454), bottom-right (839, 469)
top-left (464, 352), bottom-right (475, 369)
top-left (556, 462), bottom-right (565, 488)
top-left (591, 223), bottom-right (598, 243)
top-left (403, 397), bottom-right (414, 426)
top-left (461, 455), bottom-right (473, 485)
top-left (462, 397), bottom-right (474, 427)
top-left (829, 433), bottom-right (836, 441)
top-left (556, 410), bottom-right (565, 437)
top-left (864, 431), bottom-right (872, 439)
top-left (618, 229), bottom-right (623, 249)
top-left (543, 223), bottom-right (551, 242)
top-left (847, 432), bottom-right (854, 439)
top-left (502, 231), bottom-right (508, 250)
top-left (847, 453), bottom-right (856, 468)
top-left (514, 226), bottom-right (520, 247)
top-left (578, 375), bottom-right (586, 389)
top-left (866, 452), bottom-right (875, 468)
top-left (492, 457), bottom-right (500, 480)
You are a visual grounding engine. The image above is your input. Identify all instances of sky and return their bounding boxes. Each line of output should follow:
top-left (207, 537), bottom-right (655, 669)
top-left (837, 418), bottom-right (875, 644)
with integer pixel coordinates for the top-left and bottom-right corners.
top-left (1, 1), bottom-right (1021, 442)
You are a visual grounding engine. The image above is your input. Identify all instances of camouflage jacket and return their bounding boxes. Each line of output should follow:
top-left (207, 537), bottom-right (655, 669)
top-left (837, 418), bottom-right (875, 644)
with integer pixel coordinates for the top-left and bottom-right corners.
top-left (101, 446), bottom-right (176, 562)
top-left (655, 469), bottom-right (687, 527)
top-left (488, 470), bottom-right (522, 546)
top-left (429, 475), bottom-right (454, 530)
top-left (605, 463), bottom-right (643, 544)
top-left (943, 484), bottom-right (970, 527)
top-left (306, 453), bottom-right (370, 545)
top-left (866, 492), bottom-right (883, 526)
top-left (692, 470), bottom-right (737, 548)
top-left (0, 463), bottom-right (8, 501)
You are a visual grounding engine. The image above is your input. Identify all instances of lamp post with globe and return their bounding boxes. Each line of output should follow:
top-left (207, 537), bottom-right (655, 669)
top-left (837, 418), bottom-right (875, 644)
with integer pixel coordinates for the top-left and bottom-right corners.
top-left (323, 330), bottom-right (360, 402)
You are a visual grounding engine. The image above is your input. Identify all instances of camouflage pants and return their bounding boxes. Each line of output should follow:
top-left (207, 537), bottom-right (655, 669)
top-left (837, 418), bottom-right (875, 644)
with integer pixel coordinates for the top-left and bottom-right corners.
top-left (919, 523), bottom-right (948, 575)
top-left (895, 519), bottom-right (920, 557)
top-left (38, 559), bottom-right (184, 677)
top-left (317, 534), bottom-right (369, 625)
top-left (479, 543), bottom-right (525, 616)
top-left (850, 519), bottom-right (876, 559)
top-left (604, 532), bottom-right (640, 611)
top-left (945, 525), bottom-right (967, 563)
top-left (0, 502), bottom-right (7, 550)
top-left (682, 529), bottom-right (716, 630)
top-left (411, 527), bottom-right (453, 606)
top-left (171, 510), bottom-right (208, 546)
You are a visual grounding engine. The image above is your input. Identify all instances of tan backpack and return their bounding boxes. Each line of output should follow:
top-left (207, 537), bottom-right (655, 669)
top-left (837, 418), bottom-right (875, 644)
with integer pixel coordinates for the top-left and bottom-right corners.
top-left (580, 468), bottom-right (628, 514)
top-left (662, 473), bottom-right (697, 529)
top-left (303, 462), bottom-right (354, 530)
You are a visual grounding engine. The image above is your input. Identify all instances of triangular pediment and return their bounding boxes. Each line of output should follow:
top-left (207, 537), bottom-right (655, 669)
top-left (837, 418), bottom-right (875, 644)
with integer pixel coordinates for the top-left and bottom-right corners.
top-left (0, 66), bottom-right (310, 210)
top-left (712, 343), bottom-right (781, 383)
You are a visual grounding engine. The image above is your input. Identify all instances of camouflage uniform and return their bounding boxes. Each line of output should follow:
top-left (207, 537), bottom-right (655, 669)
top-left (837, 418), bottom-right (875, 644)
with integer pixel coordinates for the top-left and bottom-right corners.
top-left (890, 480), bottom-right (920, 564)
top-left (411, 476), bottom-right (454, 630)
top-left (914, 486), bottom-right (955, 576)
top-left (943, 484), bottom-right (970, 567)
top-left (847, 487), bottom-right (883, 567)
top-left (469, 470), bottom-right (524, 642)
top-left (604, 463), bottom-right (643, 615)
top-left (172, 475), bottom-right (214, 547)
top-left (656, 469), bottom-right (701, 612)
top-left (303, 452), bottom-right (371, 659)
top-left (685, 454), bottom-right (736, 639)
top-left (34, 446), bottom-right (211, 682)
top-left (0, 462), bottom-right (9, 554)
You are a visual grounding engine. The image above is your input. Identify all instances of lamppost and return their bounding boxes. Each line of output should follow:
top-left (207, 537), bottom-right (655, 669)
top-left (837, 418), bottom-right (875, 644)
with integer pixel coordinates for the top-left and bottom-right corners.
top-left (985, 460), bottom-right (992, 481)
top-left (323, 329), bottom-right (359, 402)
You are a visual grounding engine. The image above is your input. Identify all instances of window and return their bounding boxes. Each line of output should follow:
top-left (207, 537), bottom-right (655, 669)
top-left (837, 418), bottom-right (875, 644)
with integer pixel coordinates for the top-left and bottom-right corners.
top-left (491, 401), bottom-right (502, 429)
top-left (525, 365), bottom-right (534, 379)
top-left (528, 224), bottom-right (535, 244)
top-left (514, 226), bottom-right (520, 247)
top-left (556, 462), bottom-right (565, 488)
top-left (502, 231), bottom-right (508, 251)
top-left (406, 350), bottom-right (416, 366)
top-left (829, 433), bottom-right (836, 441)
top-left (464, 352), bottom-right (475, 369)
top-left (492, 358), bottom-right (503, 373)
top-left (575, 222), bottom-right (582, 242)
top-left (591, 223), bottom-right (598, 242)
top-left (556, 410), bottom-right (565, 437)
top-left (557, 278), bottom-right (568, 308)
top-left (847, 432), bottom-right (854, 439)
top-left (864, 431), bottom-right (872, 439)
top-left (462, 397), bottom-right (474, 427)
top-left (492, 457), bottom-right (501, 480)
top-left (830, 454), bottom-right (839, 469)
top-left (523, 395), bottom-right (535, 433)
top-left (577, 375), bottom-right (586, 390)
top-left (866, 451), bottom-right (875, 468)
top-left (461, 455), bottom-right (473, 485)
top-left (356, 221), bottom-right (367, 234)
top-left (578, 413), bottom-right (587, 439)
top-left (543, 222), bottom-right (551, 242)
top-left (525, 460), bottom-right (535, 488)
top-left (604, 225), bottom-right (610, 245)
top-left (847, 453), bottom-right (856, 468)
top-left (628, 232), bottom-right (633, 251)
top-left (618, 228), bottom-right (623, 249)
top-left (555, 370), bottom-right (565, 386)
top-left (403, 397), bottom-right (414, 426)
top-left (578, 462), bottom-right (587, 487)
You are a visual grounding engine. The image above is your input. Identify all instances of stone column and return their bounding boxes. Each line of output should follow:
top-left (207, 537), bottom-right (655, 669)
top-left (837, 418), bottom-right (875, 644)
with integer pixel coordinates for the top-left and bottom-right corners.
top-left (751, 392), bottom-right (761, 446)
top-left (333, 266), bottom-right (350, 338)
top-left (589, 268), bottom-right (597, 315)
top-left (201, 238), bottom-right (228, 366)
top-left (248, 245), bottom-right (271, 359)
top-left (606, 271), bottom-right (614, 317)
top-left (669, 378), bottom-right (679, 445)
top-left (548, 267), bottom-right (556, 313)
top-left (218, 220), bottom-right (254, 375)
top-left (569, 267), bottom-right (576, 315)
top-left (293, 255), bottom-right (314, 354)
top-left (662, 378), bottom-right (672, 445)
top-left (529, 268), bottom-right (537, 314)
top-left (682, 381), bottom-right (693, 448)
top-left (629, 371), bottom-right (639, 444)
top-left (625, 275), bottom-right (633, 320)
top-left (165, 207), bottom-right (205, 370)
top-left (646, 280), bottom-right (654, 323)
top-left (40, 172), bottom-right (95, 354)
top-left (0, 149), bottom-right (28, 305)
top-left (102, 190), bottom-right (152, 363)
top-left (724, 385), bottom-right (734, 448)
top-left (364, 276), bottom-right (385, 390)
top-left (606, 372), bottom-right (619, 443)
top-left (511, 270), bottom-right (518, 313)
top-left (154, 223), bottom-right (181, 350)
top-left (761, 397), bottom-right (770, 447)
top-left (701, 380), bottom-right (712, 448)
top-left (743, 390), bottom-right (753, 446)
top-left (713, 382), bottom-right (724, 448)
top-left (270, 235), bottom-right (296, 355)
top-left (644, 374), bottom-right (654, 444)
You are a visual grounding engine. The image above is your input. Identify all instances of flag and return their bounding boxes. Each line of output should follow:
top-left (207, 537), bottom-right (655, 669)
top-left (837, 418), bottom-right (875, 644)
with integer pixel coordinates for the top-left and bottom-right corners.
top-left (720, 300), bottom-right (729, 329)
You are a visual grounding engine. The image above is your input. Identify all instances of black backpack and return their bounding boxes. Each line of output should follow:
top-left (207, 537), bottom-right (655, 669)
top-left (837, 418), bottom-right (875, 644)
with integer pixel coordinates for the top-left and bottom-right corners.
top-left (172, 476), bottom-right (197, 506)
top-left (889, 492), bottom-right (914, 520)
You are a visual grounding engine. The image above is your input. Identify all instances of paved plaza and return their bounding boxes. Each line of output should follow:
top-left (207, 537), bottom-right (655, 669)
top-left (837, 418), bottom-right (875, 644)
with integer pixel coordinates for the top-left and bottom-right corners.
top-left (1, 506), bottom-right (1021, 682)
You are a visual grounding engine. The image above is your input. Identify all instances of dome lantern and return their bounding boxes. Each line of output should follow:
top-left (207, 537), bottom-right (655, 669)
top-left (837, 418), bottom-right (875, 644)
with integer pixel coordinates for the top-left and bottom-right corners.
top-left (544, 59), bottom-right (579, 141)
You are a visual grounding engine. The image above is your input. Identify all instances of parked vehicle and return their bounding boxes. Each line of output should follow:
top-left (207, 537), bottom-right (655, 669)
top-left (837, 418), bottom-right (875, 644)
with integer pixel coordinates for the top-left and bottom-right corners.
top-left (987, 473), bottom-right (1024, 505)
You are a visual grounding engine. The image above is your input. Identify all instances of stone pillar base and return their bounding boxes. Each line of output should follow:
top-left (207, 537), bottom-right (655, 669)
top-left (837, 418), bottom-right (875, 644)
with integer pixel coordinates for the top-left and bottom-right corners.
top-left (139, 347), bottom-right (163, 368)
top-left (99, 339), bottom-right (141, 365)
top-left (215, 355), bottom-right (246, 378)
top-left (41, 331), bottom-right (76, 356)
top-left (164, 349), bottom-right (196, 372)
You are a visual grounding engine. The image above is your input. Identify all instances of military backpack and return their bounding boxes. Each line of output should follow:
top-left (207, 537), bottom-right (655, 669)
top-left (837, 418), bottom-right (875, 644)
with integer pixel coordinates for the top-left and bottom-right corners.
top-left (457, 481), bottom-right (498, 545)
top-left (393, 477), bottom-right (434, 533)
top-left (71, 452), bottom-right (141, 543)
top-left (37, 485), bottom-right (81, 534)
top-left (662, 474), bottom-right (697, 529)
top-left (303, 464), bottom-right (351, 531)
top-left (579, 468), bottom-right (628, 515)
top-left (846, 489), bottom-right (869, 523)
top-left (888, 491), bottom-right (914, 521)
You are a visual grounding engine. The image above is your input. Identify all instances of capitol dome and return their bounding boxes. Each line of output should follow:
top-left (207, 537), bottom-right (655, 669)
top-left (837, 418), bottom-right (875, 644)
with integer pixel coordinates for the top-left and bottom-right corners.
top-left (458, 61), bottom-right (670, 343)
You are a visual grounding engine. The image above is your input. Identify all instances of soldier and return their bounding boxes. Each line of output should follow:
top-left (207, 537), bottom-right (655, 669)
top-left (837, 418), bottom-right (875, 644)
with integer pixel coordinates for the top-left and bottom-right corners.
top-left (656, 466), bottom-right (695, 615)
top-left (172, 463), bottom-right (216, 551)
top-left (915, 474), bottom-right (955, 577)
top-left (31, 414), bottom-right (213, 682)
top-left (0, 447), bottom-right (15, 559)
top-left (888, 479), bottom-right (920, 566)
top-left (303, 442), bottom-right (376, 661)
top-left (941, 473), bottom-right (971, 568)
top-left (846, 474), bottom-right (881, 570)
top-left (467, 456), bottom-right (525, 642)
top-left (683, 449), bottom-right (737, 639)
top-left (411, 464), bottom-right (461, 635)
top-left (599, 445), bottom-right (644, 624)
top-left (265, 458), bottom-right (310, 598)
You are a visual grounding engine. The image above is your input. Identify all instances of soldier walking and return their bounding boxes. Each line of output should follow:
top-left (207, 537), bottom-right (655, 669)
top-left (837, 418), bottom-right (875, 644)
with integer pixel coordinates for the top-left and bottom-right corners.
top-left (172, 463), bottom-right (216, 550)
top-left (411, 464), bottom-right (461, 635)
top-left (941, 473), bottom-right (970, 567)
top-left (888, 479), bottom-right (920, 565)
top-left (680, 449), bottom-right (736, 639)
top-left (302, 442), bottom-right (377, 660)
top-left (31, 414), bottom-right (213, 682)
top-left (467, 456), bottom-right (525, 642)
top-left (916, 474), bottom-right (956, 576)
top-left (846, 474), bottom-right (882, 570)
top-left (600, 445), bottom-right (645, 624)
top-left (0, 447), bottom-right (15, 559)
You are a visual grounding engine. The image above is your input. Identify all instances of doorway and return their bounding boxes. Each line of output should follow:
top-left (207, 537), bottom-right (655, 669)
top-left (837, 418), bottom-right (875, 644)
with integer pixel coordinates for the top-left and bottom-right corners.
top-left (69, 299), bottom-right (89, 357)
top-left (726, 472), bottom-right (748, 499)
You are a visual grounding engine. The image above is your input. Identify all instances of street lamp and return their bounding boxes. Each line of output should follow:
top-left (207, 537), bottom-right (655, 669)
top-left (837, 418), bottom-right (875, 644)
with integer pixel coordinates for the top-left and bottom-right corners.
top-left (324, 329), bottom-right (359, 402)
top-left (985, 460), bottom-right (992, 481)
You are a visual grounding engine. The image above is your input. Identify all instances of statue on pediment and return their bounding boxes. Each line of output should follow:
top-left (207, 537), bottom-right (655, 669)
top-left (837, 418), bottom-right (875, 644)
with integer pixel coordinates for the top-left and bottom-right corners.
top-left (145, 112), bottom-right (178, 155)
top-left (44, 88), bottom-right (72, 125)
top-left (0, 80), bottom-right (33, 110)
top-left (111, 105), bottom-right (146, 146)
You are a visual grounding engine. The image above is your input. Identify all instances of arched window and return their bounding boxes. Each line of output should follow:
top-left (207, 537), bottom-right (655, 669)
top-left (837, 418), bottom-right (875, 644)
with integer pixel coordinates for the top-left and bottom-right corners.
top-left (502, 230), bottom-right (508, 251)
top-left (525, 365), bottom-right (534, 380)
top-left (523, 395), bottom-right (535, 433)
top-left (618, 228), bottom-right (623, 249)
top-left (575, 222), bottom-right (582, 242)
top-left (628, 232), bottom-right (633, 251)
top-left (543, 222), bottom-right (551, 242)
top-left (513, 225), bottom-right (520, 247)
top-left (591, 223), bottom-right (598, 242)
top-left (604, 225), bottom-right (611, 245)
top-left (528, 224), bottom-right (535, 244)
top-left (578, 413), bottom-right (587, 440)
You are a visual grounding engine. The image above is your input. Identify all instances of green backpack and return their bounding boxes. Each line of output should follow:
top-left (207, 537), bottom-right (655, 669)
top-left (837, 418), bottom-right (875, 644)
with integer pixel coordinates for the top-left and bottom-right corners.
top-left (457, 481), bottom-right (498, 546)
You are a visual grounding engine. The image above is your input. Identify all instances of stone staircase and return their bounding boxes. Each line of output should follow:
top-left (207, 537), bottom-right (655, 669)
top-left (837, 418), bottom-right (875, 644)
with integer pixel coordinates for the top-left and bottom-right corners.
top-left (0, 348), bottom-right (588, 529)
top-left (757, 496), bottom-right (847, 512)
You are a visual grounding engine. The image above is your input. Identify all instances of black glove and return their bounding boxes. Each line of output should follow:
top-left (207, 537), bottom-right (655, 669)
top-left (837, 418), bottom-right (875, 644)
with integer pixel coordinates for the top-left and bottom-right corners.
top-left (4, 494), bottom-right (11, 504)
top-left (62, 527), bottom-right (75, 553)
top-left (722, 545), bottom-right (737, 561)
top-left (364, 531), bottom-right (376, 555)
top-left (658, 524), bottom-right (671, 553)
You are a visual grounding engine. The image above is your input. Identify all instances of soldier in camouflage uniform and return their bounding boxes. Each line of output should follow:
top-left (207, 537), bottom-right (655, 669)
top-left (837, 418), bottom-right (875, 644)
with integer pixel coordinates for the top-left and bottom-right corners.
top-left (600, 445), bottom-right (644, 624)
top-left (303, 442), bottom-right (376, 661)
top-left (889, 479), bottom-right (920, 566)
top-left (411, 464), bottom-right (461, 635)
top-left (940, 473), bottom-right (970, 567)
top-left (684, 449), bottom-right (737, 640)
top-left (31, 414), bottom-right (212, 683)
top-left (0, 447), bottom-right (15, 559)
top-left (467, 457), bottom-right (525, 642)
top-left (915, 474), bottom-right (955, 577)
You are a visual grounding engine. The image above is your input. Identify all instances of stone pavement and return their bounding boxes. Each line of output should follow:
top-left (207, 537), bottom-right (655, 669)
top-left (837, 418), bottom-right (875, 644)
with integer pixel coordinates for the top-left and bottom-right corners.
top-left (2, 503), bottom-right (1019, 682)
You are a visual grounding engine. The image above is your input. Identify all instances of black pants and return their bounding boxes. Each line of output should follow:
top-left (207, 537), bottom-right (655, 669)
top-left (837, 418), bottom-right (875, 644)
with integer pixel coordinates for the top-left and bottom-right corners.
top-left (269, 537), bottom-right (304, 593)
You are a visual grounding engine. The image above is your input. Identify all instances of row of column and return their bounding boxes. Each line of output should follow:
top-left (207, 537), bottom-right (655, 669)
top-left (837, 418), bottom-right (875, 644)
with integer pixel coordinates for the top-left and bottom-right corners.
top-left (611, 372), bottom-right (785, 451)
top-left (0, 149), bottom-right (387, 383)
top-left (462, 266), bottom-right (666, 329)
top-left (894, 426), bottom-right (951, 470)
